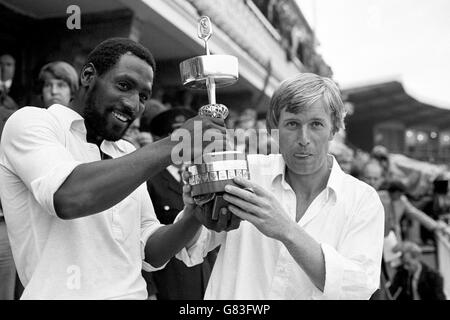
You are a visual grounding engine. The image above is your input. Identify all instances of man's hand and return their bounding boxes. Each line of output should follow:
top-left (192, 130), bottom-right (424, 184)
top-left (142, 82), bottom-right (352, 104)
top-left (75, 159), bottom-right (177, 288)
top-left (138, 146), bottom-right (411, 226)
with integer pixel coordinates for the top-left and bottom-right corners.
top-left (223, 176), bottom-right (295, 242)
top-left (182, 171), bottom-right (241, 233)
top-left (435, 220), bottom-right (449, 236)
top-left (171, 115), bottom-right (227, 163)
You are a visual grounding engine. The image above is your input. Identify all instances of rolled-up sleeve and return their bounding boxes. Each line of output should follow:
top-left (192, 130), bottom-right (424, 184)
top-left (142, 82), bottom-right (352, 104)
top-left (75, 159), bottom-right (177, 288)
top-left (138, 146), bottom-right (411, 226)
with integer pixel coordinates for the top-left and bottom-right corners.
top-left (313, 189), bottom-right (385, 300)
top-left (174, 210), bottom-right (226, 267)
top-left (1, 108), bottom-right (81, 217)
top-left (139, 186), bottom-right (167, 272)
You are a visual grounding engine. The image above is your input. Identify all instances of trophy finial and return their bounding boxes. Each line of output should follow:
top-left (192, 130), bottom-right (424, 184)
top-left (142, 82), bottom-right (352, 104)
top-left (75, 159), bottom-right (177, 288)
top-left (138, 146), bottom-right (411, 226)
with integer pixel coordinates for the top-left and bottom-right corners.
top-left (198, 16), bottom-right (212, 55)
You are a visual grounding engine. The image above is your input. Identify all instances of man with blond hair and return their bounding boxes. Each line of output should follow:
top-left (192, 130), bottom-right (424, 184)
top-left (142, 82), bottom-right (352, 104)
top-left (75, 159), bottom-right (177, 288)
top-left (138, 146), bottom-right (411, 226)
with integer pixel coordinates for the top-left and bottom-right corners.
top-left (179, 73), bottom-right (385, 299)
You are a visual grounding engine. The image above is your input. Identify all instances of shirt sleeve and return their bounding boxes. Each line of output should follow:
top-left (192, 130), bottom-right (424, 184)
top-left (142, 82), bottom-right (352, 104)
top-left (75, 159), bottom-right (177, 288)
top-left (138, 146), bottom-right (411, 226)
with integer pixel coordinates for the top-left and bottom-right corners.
top-left (1, 108), bottom-right (82, 217)
top-left (139, 185), bottom-right (167, 272)
top-left (312, 188), bottom-right (385, 300)
top-left (173, 209), bottom-right (226, 267)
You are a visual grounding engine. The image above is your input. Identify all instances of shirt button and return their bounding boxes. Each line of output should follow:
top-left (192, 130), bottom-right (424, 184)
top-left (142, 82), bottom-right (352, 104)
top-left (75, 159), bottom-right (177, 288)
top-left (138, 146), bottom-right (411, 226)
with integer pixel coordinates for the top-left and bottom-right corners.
top-left (164, 205), bottom-right (170, 211)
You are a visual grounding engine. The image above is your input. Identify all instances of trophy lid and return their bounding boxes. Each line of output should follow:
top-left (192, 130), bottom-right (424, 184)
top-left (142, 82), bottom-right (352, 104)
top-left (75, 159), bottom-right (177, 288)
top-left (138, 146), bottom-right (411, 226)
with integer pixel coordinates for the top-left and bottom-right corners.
top-left (180, 55), bottom-right (238, 89)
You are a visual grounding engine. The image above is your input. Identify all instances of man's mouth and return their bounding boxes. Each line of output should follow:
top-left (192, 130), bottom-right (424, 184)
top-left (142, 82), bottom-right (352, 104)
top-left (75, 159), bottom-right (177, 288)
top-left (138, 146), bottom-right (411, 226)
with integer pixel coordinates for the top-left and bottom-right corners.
top-left (294, 153), bottom-right (312, 159)
top-left (112, 111), bottom-right (132, 123)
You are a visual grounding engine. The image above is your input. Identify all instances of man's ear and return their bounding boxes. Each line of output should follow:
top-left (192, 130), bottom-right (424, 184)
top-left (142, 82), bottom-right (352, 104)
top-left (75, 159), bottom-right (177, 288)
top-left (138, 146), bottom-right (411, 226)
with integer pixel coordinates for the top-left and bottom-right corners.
top-left (329, 130), bottom-right (335, 141)
top-left (80, 63), bottom-right (96, 87)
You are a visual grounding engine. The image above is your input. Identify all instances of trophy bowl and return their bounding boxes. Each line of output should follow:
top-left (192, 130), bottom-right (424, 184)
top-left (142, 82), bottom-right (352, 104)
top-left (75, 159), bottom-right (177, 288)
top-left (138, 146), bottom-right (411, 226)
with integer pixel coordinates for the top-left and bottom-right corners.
top-left (180, 55), bottom-right (238, 89)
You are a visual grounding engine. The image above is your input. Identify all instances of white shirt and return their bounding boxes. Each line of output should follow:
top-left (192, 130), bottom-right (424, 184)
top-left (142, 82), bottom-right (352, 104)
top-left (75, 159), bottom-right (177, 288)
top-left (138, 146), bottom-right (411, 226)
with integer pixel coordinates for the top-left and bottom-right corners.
top-left (176, 154), bottom-right (385, 299)
top-left (0, 104), bottom-right (165, 299)
top-left (166, 165), bottom-right (182, 183)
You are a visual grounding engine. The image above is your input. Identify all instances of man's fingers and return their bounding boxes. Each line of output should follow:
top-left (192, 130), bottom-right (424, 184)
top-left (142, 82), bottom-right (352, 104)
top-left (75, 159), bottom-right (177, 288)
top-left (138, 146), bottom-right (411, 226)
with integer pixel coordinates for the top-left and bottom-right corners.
top-left (228, 205), bottom-right (256, 224)
top-left (223, 193), bottom-right (260, 216)
top-left (197, 116), bottom-right (226, 132)
top-left (182, 171), bottom-right (191, 184)
top-left (232, 177), bottom-right (267, 197)
top-left (224, 184), bottom-right (262, 207)
top-left (205, 115), bottom-right (226, 127)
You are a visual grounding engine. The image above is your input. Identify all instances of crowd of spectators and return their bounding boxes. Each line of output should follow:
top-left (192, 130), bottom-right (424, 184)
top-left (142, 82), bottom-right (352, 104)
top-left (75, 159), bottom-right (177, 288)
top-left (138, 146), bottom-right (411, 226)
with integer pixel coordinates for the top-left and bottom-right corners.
top-left (330, 142), bottom-right (450, 300)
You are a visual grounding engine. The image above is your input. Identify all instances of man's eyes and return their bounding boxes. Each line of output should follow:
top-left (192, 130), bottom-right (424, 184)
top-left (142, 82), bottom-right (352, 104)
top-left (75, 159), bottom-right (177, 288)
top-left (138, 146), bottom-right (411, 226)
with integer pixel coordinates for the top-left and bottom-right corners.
top-left (285, 121), bottom-right (298, 128)
top-left (311, 121), bottom-right (324, 128)
top-left (139, 93), bottom-right (149, 102)
top-left (117, 82), bottom-right (131, 91)
top-left (285, 121), bottom-right (323, 128)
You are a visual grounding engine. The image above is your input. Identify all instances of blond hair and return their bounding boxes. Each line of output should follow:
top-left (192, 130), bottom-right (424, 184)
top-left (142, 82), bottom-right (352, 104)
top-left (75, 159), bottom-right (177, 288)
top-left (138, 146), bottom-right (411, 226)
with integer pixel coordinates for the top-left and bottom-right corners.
top-left (266, 73), bottom-right (346, 134)
top-left (38, 61), bottom-right (79, 95)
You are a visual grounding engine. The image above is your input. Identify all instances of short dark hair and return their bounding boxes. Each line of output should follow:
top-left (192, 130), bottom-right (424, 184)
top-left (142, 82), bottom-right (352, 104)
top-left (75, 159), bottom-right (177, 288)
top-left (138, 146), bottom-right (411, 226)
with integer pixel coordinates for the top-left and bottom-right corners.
top-left (388, 180), bottom-right (406, 194)
top-left (86, 38), bottom-right (156, 76)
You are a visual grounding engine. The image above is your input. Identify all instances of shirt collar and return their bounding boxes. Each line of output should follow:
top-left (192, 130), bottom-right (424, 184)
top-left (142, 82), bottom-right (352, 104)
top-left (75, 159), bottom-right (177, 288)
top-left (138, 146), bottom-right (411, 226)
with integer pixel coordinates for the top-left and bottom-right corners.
top-left (271, 154), bottom-right (346, 203)
top-left (48, 104), bottom-right (127, 153)
top-left (48, 104), bottom-right (84, 132)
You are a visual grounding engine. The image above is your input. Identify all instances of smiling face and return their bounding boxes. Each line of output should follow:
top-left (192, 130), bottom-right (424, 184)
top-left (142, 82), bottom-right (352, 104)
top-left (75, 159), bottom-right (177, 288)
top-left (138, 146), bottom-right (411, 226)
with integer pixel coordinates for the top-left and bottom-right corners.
top-left (83, 53), bottom-right (153, 142)
top-left (278, 99), bottom-right (334, 177)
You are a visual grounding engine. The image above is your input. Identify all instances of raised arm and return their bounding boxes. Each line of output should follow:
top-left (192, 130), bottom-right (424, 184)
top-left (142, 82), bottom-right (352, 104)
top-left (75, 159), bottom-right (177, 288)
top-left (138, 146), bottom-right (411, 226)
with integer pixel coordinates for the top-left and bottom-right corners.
top-left (2, 108), bottom-right (225, 220)
top-left (402, 196), bottom-right (440, 231)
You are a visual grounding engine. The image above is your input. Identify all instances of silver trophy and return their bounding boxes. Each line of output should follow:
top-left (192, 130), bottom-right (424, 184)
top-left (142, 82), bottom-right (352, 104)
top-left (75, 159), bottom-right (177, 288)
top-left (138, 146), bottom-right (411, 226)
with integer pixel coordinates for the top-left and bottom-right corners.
top-left (180, 16), bottom-right (249, 220)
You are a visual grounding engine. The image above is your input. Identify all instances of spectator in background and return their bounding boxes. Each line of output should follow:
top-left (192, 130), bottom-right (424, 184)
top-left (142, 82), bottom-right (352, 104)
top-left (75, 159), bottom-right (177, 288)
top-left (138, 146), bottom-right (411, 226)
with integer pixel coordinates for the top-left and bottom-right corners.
top-left (362, 160), bottom-right (386, 193)
top-left (378, 180), bottom-right (446, 244)
top-left (122, 117), bottom-right (142, 150)
top-left (235, 108), bottom-right (258, 154)
top-left (371, 145), bottom-right (390, 189)
top-left (0, 197), bottom-right (15, 300)
top-left (38, 61), bottom-right (79, 108)
top-left (421, 177), bottom-right (450, 245)
top-left (140, 98), bottom-right (167, 132)
top-left (146, 107), bottom-right (218, 300)
top-left (389, 241), bottom-right (446, 300)
top-left (361, 160), bottom-right (394, 300)
top-left (236, 108), bottom-right (257, 130)
top-left (0, 54), bottom-right (20, 135)
top-left (0, 53), bottom-right (20, 300)
top-left (335, 147), bottom-right (354, 175)
top-left (225, 108), bottom-right (239, 129)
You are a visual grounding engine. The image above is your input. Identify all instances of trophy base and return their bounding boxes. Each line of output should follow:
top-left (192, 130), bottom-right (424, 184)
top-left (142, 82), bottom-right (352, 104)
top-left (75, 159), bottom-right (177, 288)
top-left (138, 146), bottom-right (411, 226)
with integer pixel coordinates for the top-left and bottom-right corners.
top-left (191, 179), bottom-right (236, 197)
top-left (188, 151), bottom-right (249, 220)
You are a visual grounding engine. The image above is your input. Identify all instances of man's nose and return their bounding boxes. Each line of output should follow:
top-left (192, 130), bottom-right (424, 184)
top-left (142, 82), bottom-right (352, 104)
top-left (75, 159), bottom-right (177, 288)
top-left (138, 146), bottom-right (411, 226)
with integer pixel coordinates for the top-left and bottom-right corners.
top-left (50, 84), bottom-right (58, 95)
top-left (297, 127), bottom-right (310, 146)
top-left (122, 96), bottom-right (140, 116)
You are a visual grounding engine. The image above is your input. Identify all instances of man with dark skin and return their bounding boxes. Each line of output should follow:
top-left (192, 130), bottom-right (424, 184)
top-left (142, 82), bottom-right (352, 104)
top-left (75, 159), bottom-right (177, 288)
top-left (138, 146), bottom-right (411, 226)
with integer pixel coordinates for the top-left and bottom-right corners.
top-left (0, 38), bottom-right (237, 299)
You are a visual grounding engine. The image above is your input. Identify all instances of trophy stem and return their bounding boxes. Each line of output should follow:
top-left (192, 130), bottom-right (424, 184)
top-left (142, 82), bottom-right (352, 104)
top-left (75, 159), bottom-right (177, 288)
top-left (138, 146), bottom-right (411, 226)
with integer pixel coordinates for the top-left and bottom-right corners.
top-left (206, 77), bottom-right (216, 105)
top-left (205, 41), bottom-right (210, 56)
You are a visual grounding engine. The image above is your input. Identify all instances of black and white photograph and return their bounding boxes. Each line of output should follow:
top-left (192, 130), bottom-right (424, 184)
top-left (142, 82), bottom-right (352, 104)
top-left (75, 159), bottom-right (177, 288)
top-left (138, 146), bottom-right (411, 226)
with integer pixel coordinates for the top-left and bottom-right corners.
top-left (0, 0), bottom-right (449, 312)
